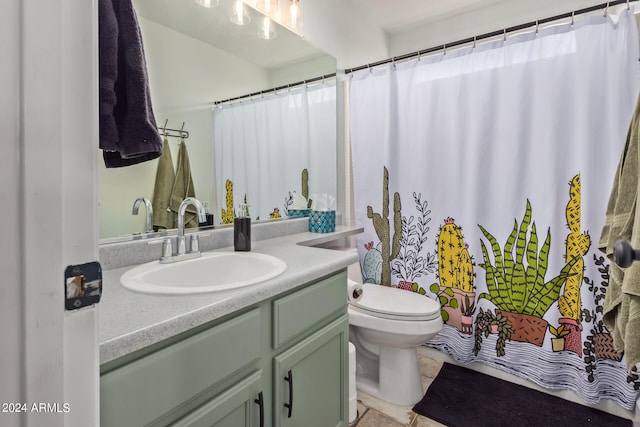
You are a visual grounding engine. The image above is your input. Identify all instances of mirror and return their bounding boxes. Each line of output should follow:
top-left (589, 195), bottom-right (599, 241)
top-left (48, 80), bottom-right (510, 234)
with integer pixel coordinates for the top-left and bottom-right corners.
top-left (99, 0), bottom-right (336, 241)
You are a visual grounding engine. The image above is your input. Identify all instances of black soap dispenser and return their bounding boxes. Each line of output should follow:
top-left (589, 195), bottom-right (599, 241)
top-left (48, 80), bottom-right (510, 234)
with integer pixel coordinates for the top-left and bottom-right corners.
top-left (234, 203), bottom-right (251, 251)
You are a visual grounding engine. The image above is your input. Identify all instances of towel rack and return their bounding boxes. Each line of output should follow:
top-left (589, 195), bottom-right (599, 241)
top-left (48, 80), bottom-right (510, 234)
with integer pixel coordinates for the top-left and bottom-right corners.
top-left (158, 120), bottom-right (189, 139)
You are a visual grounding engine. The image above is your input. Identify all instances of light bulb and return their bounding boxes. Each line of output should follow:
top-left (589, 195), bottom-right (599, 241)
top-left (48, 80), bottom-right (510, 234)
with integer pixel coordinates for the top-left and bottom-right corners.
top-left (258, 16), bottom-right (277, 40)
top-left (230, 0), bottom-right (250, 25)
top-left (287, 0), bottom-right (302, 30)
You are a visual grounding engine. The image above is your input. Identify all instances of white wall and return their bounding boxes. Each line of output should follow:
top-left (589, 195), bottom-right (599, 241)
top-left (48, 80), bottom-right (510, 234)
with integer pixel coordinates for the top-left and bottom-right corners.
top-left (303, 0), bottom-right (389, 70)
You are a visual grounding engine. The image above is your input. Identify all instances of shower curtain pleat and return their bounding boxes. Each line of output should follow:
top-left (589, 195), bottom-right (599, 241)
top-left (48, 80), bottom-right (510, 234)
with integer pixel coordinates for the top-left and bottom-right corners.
top-left (350, 9), bottom-right (640, 409)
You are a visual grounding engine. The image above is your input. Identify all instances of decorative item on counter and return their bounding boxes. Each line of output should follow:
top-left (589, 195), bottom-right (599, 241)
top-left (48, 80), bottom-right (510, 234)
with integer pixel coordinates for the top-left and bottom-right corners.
top-left (284, 191), bottom-right (311, 217)
top-left (234, 196), bottom-right (251, 251)
top-left (270, 207), bottom-right (281, 219)
top-left (199, 202), bottom-right (215, 227)
top-left (221, 179), bottom-right (234, 224)
top-left (309, 193), bottom-right (336, 233)
top-left (301, 168), bottom-right (312, 208)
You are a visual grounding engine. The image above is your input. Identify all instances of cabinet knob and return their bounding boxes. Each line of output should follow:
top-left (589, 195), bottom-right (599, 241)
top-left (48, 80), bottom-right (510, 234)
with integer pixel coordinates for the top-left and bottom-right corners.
top-left (284, 369), bottom-right (294, 418)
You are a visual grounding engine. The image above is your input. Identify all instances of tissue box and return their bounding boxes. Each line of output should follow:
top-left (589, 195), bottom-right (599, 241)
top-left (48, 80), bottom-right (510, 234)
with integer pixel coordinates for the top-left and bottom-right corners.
top-left (309, 210), bottom-right (335, 233)
top-left (286, 208), bottom-right (311, 218)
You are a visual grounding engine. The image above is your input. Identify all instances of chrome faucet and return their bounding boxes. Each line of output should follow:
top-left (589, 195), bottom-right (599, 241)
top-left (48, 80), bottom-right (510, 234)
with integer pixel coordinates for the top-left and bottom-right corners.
top-left (160, 197), bottom-right (207, 264)
top-left (132, 197), bottom-right (153, 233)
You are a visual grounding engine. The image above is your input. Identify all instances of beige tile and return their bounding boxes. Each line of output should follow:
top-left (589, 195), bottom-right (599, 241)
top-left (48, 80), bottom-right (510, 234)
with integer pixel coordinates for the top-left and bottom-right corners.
top-left (357, 391), bottom-right (416, 425)
top-left (411, 414), bottom-right (448, 427)
top-left (417, 353), bottom-right (443, 379)
top-left (356, 408), bottom-right (409, 427)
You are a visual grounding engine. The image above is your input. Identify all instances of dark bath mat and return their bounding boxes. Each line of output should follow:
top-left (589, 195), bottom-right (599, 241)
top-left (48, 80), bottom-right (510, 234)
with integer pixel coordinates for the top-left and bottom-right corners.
top-left (413, 363), bottom-right (632, 427)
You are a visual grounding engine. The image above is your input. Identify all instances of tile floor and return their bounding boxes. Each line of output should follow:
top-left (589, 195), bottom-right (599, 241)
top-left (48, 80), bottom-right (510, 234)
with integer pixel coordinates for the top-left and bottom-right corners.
top-left (351, 346), bottom-right (447, 427)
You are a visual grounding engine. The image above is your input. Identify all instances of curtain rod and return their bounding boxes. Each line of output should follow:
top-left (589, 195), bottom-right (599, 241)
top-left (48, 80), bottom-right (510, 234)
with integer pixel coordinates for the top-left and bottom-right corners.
top-left (344, 0), bottom-right (632, 74)
top-left (213, 73), bottom-right (337, 106)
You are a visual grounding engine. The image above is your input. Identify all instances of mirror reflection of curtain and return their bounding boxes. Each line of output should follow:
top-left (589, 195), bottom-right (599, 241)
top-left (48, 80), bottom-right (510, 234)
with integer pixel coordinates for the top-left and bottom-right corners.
top-left (349, 10), bottom-right (640, 409)
top-left (213, 82), bottom-right (336, 219)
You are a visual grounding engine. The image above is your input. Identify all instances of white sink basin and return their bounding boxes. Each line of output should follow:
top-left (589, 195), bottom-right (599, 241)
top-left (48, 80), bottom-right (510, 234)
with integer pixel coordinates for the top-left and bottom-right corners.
top-left (120, 252), bottom-right (287, 295)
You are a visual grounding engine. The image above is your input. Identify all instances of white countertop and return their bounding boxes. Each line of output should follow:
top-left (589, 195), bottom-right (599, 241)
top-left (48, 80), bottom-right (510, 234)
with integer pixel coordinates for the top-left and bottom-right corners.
top-left (98, 226), bottom-right (362, 364)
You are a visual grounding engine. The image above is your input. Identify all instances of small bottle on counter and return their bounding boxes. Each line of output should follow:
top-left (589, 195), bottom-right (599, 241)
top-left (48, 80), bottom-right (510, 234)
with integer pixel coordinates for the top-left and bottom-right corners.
top-left (199, 202), bottom-right (216, 228)
top-left (234, 203), bottom-right (251, 251)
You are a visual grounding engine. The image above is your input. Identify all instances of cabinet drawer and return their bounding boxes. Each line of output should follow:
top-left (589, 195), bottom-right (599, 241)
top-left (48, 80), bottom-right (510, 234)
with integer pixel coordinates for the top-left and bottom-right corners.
top-left (101, 308), bottom-right (262, 427)
top-left (273, 271), bottom-right (347, 348)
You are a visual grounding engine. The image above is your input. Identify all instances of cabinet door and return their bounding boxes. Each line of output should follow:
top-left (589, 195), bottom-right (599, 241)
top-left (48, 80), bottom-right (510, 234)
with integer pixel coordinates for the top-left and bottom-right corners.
top-left (171, 370), bottom-right (265, 427)
top-left (273, 315), bottom-right (348, 427)
top-left (101, 308), bottom-right (262, 426)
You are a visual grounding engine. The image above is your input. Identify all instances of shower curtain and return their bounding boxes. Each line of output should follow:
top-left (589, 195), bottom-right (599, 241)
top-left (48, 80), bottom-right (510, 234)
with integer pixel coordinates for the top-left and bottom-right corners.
top-left (350, 10), bottom-right (640, 409)
top-left (213, 82), bottom-right (336, 221)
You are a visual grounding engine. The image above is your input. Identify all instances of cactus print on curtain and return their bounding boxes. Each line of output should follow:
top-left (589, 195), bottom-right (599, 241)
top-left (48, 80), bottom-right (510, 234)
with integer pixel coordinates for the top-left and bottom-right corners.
top-left (349, 10), bottom-right (640, 409)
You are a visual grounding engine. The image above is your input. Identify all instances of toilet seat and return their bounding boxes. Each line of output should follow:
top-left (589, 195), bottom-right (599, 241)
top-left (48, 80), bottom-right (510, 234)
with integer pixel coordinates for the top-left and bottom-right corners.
top-left (349, 282), bottom-right (441, 321)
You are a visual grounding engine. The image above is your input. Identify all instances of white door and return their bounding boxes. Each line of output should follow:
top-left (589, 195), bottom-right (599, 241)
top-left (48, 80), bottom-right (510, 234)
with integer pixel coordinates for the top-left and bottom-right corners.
top-left (0, 1), bottom-right (99, 426)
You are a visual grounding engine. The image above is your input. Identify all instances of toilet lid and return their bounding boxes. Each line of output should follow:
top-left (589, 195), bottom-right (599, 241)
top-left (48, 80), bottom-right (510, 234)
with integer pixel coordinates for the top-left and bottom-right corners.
top-left (350, 283), bottom-right (442, 321)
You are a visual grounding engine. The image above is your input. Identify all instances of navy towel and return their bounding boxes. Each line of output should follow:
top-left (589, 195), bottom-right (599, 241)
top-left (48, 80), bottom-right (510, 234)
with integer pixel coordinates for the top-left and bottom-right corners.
top-left (99, 0), bottom-right (162, 168)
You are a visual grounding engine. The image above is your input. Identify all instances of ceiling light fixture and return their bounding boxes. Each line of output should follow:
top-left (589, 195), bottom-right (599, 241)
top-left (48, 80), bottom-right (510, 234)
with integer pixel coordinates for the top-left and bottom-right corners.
top-left (257, 16), bottom-right (277, 40)
top-left (230, 0), bottom-right (250, 25)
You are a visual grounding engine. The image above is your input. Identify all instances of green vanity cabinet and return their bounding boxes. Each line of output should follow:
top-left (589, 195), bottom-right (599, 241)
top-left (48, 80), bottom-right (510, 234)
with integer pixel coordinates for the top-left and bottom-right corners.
top-left (100, 270), bottom-right (349, 427)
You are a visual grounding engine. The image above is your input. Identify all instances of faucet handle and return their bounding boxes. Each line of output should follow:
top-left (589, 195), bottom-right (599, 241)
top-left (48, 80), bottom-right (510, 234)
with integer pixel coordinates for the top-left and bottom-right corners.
top-left (190, 234), bottom-right (200, 253)
top-left (161, 237), bottom-right (173, 259)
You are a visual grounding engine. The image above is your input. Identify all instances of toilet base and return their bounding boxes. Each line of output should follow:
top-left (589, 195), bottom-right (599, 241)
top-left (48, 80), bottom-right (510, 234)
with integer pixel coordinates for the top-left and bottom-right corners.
top-left (355, 345), bottom-right (424, 406)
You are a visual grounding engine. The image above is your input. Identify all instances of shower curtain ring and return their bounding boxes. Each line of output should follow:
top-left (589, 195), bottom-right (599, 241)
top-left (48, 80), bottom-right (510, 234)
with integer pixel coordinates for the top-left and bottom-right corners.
top-left (535, 20), bottom-right (539, 35)
top-left (473, 36), bottom-right (477, 49)
top-left (503, 28), bottom-right (507, 42)
top-left (443, 44), bottom-right (447, 55)
top-left (604, 1), bottom-right (610, 17)
top-left (571, 11), bottom-right (575, 27)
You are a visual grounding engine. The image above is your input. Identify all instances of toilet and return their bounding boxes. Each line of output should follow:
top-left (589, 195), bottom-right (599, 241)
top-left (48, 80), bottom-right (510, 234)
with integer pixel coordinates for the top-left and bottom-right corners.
top-left (348, 280), bottom-right (443, 406)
